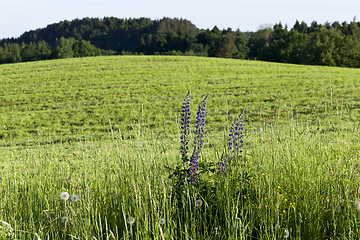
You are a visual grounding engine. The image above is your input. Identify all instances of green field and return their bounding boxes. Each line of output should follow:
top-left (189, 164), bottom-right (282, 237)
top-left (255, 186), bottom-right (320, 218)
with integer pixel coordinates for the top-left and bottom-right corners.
top-left (2, 56), bottom-right (360, 146)
top-left (1, 56), bottom-right (360, 239)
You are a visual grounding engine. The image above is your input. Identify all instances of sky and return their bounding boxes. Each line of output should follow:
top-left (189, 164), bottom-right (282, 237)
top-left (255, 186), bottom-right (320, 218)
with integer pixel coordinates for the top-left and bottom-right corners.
top-left (1, 0), bottom-right (360, 39)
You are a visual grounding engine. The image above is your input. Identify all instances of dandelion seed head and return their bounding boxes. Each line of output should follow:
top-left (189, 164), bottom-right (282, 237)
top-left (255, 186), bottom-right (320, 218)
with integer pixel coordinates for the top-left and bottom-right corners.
top-left (159, 218), bottom-right (165, 225)
top-left (60, 192), bottom-right (69, 200)
top-left (71, 194), bottom-right (79, 202)
top-left (195, 199), bottom-right (203, 207)
top-left (127, 217), bottom-right (135, 224)
top-left (61, 217), bottom-right (68, 223)
top-left (283, 229), bottom-right (289, 238)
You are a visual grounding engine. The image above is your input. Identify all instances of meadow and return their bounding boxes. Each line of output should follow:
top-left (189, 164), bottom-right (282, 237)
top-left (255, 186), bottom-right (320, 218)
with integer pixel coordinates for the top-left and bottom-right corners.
top-left (1, 56), bottom-right (360, 239)
top-left (2, 55), bottom-right (360, 147)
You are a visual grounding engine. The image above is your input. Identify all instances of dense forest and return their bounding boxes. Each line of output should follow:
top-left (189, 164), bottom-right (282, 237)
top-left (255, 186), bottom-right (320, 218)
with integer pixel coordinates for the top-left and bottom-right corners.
top-left (1, 17), bottom-right (360, 68)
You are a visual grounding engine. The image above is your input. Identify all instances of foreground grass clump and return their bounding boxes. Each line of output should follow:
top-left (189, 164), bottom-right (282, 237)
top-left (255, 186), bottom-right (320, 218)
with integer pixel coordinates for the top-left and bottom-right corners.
top-left (1, 109), bottom-right (360, 239)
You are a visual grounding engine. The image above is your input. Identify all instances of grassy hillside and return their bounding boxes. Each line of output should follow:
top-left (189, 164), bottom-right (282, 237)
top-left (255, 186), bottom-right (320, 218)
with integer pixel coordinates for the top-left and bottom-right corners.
top-left (2, 56), bottom-right (360, 239)
top-left (1, 55), bottom-right (360, 147)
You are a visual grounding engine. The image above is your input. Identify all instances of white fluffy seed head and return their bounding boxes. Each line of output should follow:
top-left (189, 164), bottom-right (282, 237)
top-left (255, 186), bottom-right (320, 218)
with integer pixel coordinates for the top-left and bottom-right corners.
top-left (159, 218), bottom-right (165, 225)
top-left (71, 194), bottom-right (79, 202)
top-left (61, 217), bottom-right (68, 223)
top-left (60, 192), bottom-right (69, 200)
top-left (195, 199), bottom-right (203, 207)
top-left (127, 217), bottom-right (135, 224)
top-left (283, 229), bottom-right (289, 238)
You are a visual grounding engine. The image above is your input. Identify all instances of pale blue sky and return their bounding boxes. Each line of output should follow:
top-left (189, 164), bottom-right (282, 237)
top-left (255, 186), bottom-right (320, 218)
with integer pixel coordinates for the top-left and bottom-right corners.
top-left (1, 0), bottom-right (359, 39)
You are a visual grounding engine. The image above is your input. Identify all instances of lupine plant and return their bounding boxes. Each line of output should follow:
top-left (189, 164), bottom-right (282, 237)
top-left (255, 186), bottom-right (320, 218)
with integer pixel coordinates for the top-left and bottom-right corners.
top-left (171, 92), bottom-right (248, 238)
top-left (178, 91), bottom-right (209, 186)
top-left (179, 92), bottom-right (245, 184)
top-left (169, 92), bottom-right (209, 221)
top-left (219, 112), bottom-right (244, 175)
top-left (217, 112), bottom-right (244, 176)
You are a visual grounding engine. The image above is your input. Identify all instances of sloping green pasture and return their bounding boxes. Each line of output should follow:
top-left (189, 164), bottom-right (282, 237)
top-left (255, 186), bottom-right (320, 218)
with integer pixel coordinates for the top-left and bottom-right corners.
top-left (1, 55), bottom-right (360, 146)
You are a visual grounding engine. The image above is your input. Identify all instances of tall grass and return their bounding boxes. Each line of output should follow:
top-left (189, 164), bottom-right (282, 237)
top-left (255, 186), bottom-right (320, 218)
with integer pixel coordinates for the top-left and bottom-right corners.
top-left (1, 108), bottom-right (360, 239)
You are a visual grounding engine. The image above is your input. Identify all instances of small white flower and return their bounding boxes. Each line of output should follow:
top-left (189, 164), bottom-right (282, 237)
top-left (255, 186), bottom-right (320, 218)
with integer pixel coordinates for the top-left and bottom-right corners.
top-left (127, 217), bottom-right (135, 224)
top-left (61, 217), bottom-right (68, 223)
top-left (159, 218), bottom-right (165, 225)
top-left (283, 229), bottom-right (289, 238)
top-left (60, 192), bottom-right (69, 200)
top-left (71, 194), bottom-right (80, 202)
top-left (195, 199), bottom-right (203, 207)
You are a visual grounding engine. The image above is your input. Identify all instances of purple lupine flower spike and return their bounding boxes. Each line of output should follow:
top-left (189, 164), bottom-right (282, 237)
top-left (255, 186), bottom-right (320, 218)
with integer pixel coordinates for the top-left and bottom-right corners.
top-left (193, 95), bottom-right (208, 153)
top-left (180, 91), bottom-right (191, 163)
top-left (220, 111), bottom-right (244, 176)
top-left (235, 112), bottom-right (244, 159)
top-left (230, 111), bottom-right (244, 160)
top-left (188, 95), bottom-right (208, 184)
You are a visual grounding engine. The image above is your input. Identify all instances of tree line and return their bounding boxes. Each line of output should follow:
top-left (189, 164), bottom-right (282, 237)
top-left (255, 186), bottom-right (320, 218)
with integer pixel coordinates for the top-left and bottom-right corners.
top-left (1, 17), bottom-right (360, 68)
